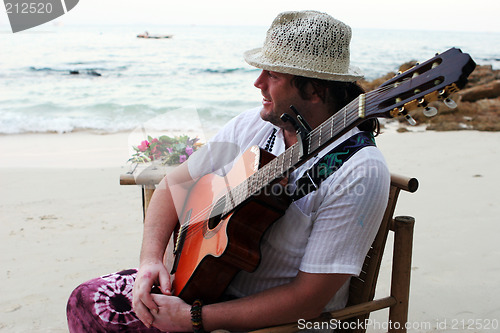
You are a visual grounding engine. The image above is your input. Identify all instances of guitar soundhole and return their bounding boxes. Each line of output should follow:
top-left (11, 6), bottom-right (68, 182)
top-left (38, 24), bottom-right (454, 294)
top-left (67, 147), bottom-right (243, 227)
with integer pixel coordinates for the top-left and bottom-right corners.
top-left (208, 196), bottom-right (226, 230)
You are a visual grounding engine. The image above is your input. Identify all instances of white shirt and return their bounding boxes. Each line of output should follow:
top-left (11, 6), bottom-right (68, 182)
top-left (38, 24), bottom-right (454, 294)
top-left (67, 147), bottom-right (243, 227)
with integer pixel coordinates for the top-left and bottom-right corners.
top-left (188, 107), bottom-right (390, 311)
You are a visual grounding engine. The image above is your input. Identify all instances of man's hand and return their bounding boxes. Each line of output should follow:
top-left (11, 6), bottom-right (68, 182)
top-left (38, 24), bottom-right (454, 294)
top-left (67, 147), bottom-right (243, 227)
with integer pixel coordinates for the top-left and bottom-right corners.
top-left (132, 262), bottom-right (171, 328)
top-left (150, 294), bottom-right (192, 331)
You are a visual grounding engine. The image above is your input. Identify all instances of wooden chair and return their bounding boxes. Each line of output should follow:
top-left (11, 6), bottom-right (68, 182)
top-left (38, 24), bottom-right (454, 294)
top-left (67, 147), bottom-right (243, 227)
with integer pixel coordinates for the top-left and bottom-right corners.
top-left (121, 170), bottom-right (418, 332)
top-left (249, 173), bottom-right (418, 333)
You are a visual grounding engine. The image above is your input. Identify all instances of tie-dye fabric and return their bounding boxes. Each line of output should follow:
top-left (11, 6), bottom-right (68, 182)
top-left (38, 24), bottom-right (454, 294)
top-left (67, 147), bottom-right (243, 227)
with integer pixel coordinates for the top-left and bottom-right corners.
top-left (66, 268), bottom-right (163, 332)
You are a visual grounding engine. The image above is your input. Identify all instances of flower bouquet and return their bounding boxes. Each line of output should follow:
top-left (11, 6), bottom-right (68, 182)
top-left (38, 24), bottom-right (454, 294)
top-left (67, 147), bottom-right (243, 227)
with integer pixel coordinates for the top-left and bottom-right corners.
top-left (129, 135), bottom-right (203, 165)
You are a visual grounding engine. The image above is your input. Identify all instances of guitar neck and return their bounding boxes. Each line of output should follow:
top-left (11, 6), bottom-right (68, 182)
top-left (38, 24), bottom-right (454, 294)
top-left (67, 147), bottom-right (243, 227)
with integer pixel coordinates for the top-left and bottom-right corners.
top-left (222, 98), bottom-right (364, 215)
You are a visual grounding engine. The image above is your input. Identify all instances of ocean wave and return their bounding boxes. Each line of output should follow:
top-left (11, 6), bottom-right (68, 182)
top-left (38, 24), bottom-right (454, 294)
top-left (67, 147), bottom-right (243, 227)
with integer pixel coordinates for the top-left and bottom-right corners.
top-left (0, 102), bottom-right (155, 134)
top-left (29, 66), bottom-right (103, 76)
top-left (0, 103), bottom-right (232, 135)
top-left (26, 64), bottom-right (130, 77)
top-left (193, 67), bottom-right (254, 75)
top-left (0, 113), bottom-right (134, 134)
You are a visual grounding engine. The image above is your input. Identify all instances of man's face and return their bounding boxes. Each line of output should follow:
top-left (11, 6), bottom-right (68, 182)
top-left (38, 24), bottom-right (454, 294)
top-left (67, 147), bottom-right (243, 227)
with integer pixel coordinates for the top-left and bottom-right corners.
top-left (254, 70), bottom-right (304, 130)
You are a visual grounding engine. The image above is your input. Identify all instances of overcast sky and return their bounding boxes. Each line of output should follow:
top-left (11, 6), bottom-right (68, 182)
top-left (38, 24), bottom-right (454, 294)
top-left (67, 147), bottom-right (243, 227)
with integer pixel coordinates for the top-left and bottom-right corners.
top-left (1, 0), bottom-right (499, 32)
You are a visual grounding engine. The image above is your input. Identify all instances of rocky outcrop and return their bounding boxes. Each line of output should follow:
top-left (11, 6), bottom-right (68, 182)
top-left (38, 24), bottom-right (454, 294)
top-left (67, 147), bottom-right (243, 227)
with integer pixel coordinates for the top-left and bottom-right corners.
top-left (360, 63), bottom-right (500, 131)
top-left (459, 80), bottom-right (500, 102)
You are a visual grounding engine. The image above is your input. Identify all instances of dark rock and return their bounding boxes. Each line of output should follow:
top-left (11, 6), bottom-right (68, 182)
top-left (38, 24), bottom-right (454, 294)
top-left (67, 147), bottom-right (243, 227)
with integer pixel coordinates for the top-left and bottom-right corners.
top-left (458, 80), bottom-right (500, 102)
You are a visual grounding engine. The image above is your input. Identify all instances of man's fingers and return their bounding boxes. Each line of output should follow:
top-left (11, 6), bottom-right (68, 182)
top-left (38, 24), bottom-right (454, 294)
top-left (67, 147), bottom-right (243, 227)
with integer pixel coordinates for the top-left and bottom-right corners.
top-left (132, 263), bottom-right (170, 327)
top-left (132, 282), bottom-right (158, 328)
top-left (134, 283), bottom-right (159, 312)
top-left (132, 291), bottom-right (155, 328)
top-left (133, 301), bottom-right (155, 328)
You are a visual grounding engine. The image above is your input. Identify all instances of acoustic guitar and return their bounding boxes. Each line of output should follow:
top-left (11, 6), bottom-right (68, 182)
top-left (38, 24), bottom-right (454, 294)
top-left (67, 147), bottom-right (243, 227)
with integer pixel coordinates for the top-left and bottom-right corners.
top-left (170, 48), bottom-right (476, 304)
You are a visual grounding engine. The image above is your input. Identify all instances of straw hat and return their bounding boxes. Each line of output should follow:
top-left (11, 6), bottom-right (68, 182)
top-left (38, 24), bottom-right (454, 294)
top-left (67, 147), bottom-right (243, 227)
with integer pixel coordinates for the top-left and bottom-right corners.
top-left (244, 10), bottom-right (363, 82)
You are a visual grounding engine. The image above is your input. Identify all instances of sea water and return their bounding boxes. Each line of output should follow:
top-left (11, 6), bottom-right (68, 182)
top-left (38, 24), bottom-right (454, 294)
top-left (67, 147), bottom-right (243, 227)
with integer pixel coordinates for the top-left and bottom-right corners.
top-left (1, 24), bottom-right (499, 135)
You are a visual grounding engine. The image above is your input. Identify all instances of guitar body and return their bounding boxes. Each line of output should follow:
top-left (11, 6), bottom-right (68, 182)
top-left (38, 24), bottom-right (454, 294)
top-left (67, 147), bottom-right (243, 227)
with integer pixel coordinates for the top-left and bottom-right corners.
top-left (171, 146), bottom-right (291, 304)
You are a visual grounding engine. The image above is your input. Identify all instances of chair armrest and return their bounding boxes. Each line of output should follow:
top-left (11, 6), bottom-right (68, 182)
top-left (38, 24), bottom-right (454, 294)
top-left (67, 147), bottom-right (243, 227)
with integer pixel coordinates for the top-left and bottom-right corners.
top-left (249, 297), bottom-right (398, 333)
top-left (391, 174), bottom-right (419, 193)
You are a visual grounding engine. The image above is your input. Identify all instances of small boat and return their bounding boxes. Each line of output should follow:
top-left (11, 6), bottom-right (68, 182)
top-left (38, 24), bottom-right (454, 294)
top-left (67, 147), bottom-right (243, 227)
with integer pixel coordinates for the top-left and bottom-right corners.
top-left (137, 31), bottom-right (173, 39)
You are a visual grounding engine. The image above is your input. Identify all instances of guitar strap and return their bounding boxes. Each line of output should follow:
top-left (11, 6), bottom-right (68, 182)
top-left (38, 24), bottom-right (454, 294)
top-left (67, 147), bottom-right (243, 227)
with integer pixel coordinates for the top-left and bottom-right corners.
top-left (291, 131), bottom-right (376, 201)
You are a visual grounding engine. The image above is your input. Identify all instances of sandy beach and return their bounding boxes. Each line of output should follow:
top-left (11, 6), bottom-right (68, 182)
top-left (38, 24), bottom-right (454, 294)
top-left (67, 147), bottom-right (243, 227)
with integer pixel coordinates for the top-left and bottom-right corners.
top-left (1, 128), bottom-right (499, 332)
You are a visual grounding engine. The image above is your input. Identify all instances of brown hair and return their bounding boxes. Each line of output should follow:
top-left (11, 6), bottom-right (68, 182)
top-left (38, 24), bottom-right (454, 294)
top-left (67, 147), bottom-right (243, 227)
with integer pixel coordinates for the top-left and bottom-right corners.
top-left (291, 76), bottom-right (380, 135)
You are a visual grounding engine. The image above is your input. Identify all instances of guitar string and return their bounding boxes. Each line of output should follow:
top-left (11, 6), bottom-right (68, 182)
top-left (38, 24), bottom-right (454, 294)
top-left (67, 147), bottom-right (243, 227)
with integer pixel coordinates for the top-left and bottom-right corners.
top-left (178, 82), bottom-right (403, 240)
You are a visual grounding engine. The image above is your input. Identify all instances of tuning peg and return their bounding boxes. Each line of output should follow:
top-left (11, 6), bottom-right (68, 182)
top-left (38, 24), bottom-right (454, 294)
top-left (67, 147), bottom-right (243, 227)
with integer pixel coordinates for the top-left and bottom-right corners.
top-left (443, 98), bottom-right (457, 109)
top-left (423, 106), bottom-right (438, 117)
top-left (404, 114), bottom-right (417, 126)
top-left (438, 89), bottom-right (458, 109)
top-left (416, 98), bottom-right (436, 117)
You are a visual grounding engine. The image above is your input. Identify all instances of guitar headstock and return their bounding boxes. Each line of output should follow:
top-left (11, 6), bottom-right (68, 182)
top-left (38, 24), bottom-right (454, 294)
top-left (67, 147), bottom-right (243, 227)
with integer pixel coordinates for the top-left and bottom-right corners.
top-left (365, 48), bottom-right (476, 123)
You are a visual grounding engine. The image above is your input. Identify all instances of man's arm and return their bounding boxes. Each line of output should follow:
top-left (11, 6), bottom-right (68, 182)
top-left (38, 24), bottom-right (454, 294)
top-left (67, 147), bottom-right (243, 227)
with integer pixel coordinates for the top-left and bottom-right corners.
top-left (132, 163), bottom-right (194, 328)
top-left (150, 271), bottom-right (350, 331)
top-left (204, 271), bottom-right (350, 330)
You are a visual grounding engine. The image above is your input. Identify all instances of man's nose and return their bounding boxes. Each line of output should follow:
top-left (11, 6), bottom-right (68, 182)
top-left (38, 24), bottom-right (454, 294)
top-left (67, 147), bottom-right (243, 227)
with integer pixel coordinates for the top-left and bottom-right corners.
top-left (254, 70), bottom-right (266, 89)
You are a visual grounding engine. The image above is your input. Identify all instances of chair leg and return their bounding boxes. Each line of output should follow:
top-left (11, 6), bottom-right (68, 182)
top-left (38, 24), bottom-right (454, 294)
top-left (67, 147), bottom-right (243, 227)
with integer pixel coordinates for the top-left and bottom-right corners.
top-left (388, 216), bottom-right (415, 333)
top-left (142, 185), bottom-right (155, 220)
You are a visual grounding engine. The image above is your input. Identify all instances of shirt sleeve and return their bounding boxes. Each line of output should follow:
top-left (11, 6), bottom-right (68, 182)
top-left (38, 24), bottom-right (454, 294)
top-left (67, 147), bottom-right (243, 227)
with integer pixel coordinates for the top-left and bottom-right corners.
top-left (299, 148), bottom-right (390, 275)
top-left (187, 114), bottom-right (240, 179)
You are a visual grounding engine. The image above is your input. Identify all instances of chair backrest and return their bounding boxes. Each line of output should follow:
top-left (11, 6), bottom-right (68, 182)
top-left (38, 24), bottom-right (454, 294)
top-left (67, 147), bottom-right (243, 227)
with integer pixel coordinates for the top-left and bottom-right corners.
top-left (344, 174), bottom-right (418, 330)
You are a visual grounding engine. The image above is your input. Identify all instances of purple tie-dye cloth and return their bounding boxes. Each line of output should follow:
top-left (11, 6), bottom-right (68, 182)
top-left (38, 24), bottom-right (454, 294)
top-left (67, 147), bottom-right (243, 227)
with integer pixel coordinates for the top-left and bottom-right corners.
top-left (66, 268), bottom-right (163, 332)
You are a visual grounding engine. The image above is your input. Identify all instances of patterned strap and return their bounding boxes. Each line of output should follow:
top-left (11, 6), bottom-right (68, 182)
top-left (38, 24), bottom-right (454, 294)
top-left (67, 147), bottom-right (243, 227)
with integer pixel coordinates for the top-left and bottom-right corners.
top-left (291, 131), bottom-right (376, 201)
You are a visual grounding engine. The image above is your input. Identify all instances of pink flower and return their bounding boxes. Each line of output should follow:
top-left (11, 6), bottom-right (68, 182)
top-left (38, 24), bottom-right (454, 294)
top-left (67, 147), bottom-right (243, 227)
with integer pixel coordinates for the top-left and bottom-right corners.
top-left (179, 155), bottom-right (187, 163)
top-left (166, 147), bottom-right (173, 154)
top-left (137, 140), bottom-right (149, 152)
top-left (185, 146), bottom-right (193, 156)
top-left (151, 146), bottom-right (162, 159)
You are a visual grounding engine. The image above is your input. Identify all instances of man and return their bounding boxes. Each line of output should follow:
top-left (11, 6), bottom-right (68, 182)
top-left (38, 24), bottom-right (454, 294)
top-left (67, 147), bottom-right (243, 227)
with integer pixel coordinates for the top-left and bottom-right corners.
top-left (67, 10), bottom-right (390, 332)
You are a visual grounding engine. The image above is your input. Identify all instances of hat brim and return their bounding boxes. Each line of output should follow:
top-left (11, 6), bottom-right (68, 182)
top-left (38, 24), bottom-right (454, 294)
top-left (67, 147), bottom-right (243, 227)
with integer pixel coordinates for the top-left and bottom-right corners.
top-left (244, 48), bottom-right (364, 82)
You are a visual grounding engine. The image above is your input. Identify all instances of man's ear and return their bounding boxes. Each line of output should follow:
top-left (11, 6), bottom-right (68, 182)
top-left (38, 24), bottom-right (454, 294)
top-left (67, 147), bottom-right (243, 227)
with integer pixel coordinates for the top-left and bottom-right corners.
top-left (301, 81), bottom-right (323, 103)
top-left (307, 81), bottom-right (328, 104)
top-left (308, 89), bottom-right (323, 104)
